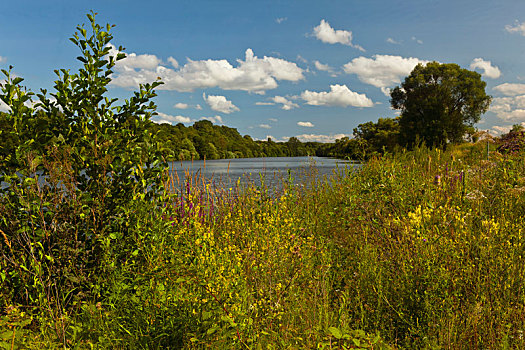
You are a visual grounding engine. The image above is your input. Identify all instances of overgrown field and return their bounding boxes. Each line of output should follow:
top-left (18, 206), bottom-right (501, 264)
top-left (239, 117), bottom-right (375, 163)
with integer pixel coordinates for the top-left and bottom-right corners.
top-left (2, 142), bottom-right (525, 349)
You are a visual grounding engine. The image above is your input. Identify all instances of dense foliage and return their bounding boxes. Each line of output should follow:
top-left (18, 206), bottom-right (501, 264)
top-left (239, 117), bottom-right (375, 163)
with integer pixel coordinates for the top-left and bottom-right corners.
top-left (151, 120), bottom-right (321, 160)
top-left (315, 117), bottom-right (400, 160)
top-left (391, 62), bottom-right (491, 148)
top-left (0, 11), bottom-right (168, 339)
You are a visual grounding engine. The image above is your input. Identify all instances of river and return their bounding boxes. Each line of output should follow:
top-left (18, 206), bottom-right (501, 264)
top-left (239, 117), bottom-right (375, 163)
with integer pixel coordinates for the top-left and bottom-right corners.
top-left (1, 156), bottom-right (357, 192)
top-left (168, 156), bottom-right (356, 191)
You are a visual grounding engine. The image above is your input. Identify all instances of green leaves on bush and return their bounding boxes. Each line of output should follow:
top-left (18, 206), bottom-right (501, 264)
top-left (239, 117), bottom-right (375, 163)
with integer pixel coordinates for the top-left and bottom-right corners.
top-left (0, 11), bottom-right (167, 342)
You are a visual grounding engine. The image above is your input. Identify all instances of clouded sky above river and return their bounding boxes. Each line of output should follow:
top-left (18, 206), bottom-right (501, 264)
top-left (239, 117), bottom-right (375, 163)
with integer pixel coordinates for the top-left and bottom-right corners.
top-left (2, 0), bottom-right (525, 141)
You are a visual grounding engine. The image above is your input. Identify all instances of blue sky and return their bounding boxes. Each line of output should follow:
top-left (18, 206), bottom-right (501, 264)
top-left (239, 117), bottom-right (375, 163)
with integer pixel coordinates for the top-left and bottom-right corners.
top-left (2, 0), bottom-right (525, 142)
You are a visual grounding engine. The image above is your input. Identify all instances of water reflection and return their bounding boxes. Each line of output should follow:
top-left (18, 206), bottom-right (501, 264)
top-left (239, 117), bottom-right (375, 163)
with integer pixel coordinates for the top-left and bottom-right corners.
top-left (168, 156), bottom-right (355, 192)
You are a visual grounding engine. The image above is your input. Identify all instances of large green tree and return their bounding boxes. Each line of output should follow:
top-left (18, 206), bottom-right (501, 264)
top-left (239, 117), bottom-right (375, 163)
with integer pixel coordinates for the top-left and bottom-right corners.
top-left (390, 62), bottom-right (491, 147)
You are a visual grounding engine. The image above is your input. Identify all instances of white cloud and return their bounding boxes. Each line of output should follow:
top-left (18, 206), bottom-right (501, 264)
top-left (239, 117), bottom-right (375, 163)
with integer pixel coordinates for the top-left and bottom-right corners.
top-left (276, 17), bottom-right (287, 24)
top-left (493, 83), bottom-right (525, 96)
top-left (153, 112), bottom-right (192, 124)
top-left (469, 58), bottom-right (501, 79)
top-left (174, 102), bottom-right (189, 109)
top-left (295, 133), bottom-right (351, 143)
top-left (343, 55), bottom-right (429, 95)
top-left (203, 93), bottom-right (239, 114)
top-left (297, 121), bottom-right (314, 127)
top-left (505, 20), bottom-right (525, 36)
top-left (167, 57), bottom-right (179, 68)
top-left (195, 104), bottom-right (202, 110)
top-left (301, 84), bottom-right (373, 108)
top-left (255, 101), bottom-right (275, 106)
top-left (108, 45), bottom-right (304, 94)
top-left (386, 38), bottom-right (400, 44)
top-left (201, 115), bottom-right (223, 124)
top-left (269, 118), bottom-right (278, 122)
top-left (314, 60), bottom-right (334, 73)
top-left (271, 95), bottom-right (299, 110)
top-left (312, 19), bottom-right (365, 51)
top-left (259, 124), bottom-right (271, 129)
top-left (490, 95), bottom-right (525, 121)
top-left (111, 48), bottom-right (161, 70)
top-left (0, 56), bottom-right (6, 63)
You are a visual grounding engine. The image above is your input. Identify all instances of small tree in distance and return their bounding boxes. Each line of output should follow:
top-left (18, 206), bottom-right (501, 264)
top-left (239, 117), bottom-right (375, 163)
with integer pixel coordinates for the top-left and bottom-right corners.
top-left (390, 62), bottom-right (491, 148)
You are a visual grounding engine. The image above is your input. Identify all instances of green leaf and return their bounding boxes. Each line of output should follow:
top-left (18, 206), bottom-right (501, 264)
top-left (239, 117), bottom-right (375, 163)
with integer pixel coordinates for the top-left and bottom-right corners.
top-left (207, 327), bottom-right (218, 335)
top-left (328, 327), bottom-right (342, 339)
top-left (12, 77), bottom-right (24, 85)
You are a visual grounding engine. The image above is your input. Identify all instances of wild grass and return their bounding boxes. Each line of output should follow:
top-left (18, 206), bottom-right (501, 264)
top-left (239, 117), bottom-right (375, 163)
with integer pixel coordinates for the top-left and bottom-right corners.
top-left (1, 141), bottom-right (525, 349)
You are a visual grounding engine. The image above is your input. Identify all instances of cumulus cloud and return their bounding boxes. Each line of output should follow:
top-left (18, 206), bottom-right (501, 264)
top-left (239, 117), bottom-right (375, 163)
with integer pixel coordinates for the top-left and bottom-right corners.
top-left (174, 102), bottom-right (189, 109)
top-left (269, 118), bottom-right (278, 122)
top-left (113, 49), bottom-right (162, 70)
top-left (301, 84), bottom-right (373, 108)
top-left (259, 124), bottom-right (271, 129)
top-left (255, 101), bottom-right (275, 106)
top-left (297, 121), bottom-right (314, 127)
top-left (295, 133), bottom-right (351, 143)
top-left (272, 95), bottom-right (299, 110)
top-left (0, 56), bottom-right (6, 63)
top-left (312, 20), bottom-right (365, 51)
top-left (276, 17), bottom-right (287, 24)
top-left (108, 45), bottom-right (304, 94)
top-left (203, 93), bottom-right (239, 114)
top-left (505, 20), bottom-right (525, 36)
top-left (343, 54), bottom-right (429, 95)
top-left (470, 58), bottom-right (501, 79)
top-left (493, 83), bottom-right (525, 96)
top-left (195, 104), bottom-right (202, 110)
top-left (153, 112), bottom-right (192, 124)
top-left (490, 95), bottom-right (525, 121)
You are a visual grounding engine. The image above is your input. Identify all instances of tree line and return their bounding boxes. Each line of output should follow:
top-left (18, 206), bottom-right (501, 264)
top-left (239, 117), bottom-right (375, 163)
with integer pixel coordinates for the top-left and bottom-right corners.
top-left (150, 120), bottom-right (321, 160)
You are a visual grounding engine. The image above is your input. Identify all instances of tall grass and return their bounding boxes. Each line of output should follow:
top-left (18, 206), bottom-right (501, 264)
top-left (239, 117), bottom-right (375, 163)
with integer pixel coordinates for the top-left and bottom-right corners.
top-left (2, 142), bottom-right (525, 348)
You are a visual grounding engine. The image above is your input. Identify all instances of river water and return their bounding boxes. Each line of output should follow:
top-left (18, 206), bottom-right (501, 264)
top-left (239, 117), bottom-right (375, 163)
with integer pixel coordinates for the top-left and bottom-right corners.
top-left (1, 156), bottom-right (357, 192)
top-left (168, 156), bottom-right (356, 190)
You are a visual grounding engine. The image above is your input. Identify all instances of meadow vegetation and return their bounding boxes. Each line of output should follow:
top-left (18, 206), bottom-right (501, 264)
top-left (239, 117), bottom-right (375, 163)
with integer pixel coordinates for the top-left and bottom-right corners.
top-left (2, 13), bottom-right (525, 349)
top-left (3, 134), bottom-right (525, 349)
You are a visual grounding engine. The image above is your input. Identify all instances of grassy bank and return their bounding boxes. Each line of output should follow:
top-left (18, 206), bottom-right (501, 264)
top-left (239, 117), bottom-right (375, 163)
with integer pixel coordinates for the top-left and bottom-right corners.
top-left (2, 141), bottom-right (525, 349)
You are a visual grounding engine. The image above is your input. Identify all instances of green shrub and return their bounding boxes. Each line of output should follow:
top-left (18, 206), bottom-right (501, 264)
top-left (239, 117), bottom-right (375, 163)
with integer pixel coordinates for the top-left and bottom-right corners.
top-left (0, 11), bottom-right (167, 345)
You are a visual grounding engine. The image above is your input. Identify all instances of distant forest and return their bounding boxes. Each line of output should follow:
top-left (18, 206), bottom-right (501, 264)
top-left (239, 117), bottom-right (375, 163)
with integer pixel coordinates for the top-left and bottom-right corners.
top-left (153, 119), bottom-right (325, 160)
top-left (151, 117), bottom-right (402, 161)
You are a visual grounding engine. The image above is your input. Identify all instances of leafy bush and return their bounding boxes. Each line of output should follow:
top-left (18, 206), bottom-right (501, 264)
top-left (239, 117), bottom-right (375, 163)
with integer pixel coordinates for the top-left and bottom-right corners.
top-left (0, 11), bottom-right (167, 344)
